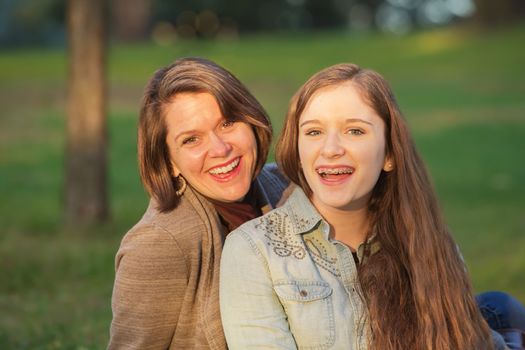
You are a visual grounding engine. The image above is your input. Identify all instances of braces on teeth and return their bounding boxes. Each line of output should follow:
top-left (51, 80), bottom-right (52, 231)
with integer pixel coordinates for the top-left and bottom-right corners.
top-left (318, 168), bottom-right (354, 175)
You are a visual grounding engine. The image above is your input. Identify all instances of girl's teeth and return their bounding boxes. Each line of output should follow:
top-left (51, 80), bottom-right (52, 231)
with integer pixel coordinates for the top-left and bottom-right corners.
top-left (318, 167), bottom-right (354, 175)
top-left (209, 158), bottom-right (239, 175)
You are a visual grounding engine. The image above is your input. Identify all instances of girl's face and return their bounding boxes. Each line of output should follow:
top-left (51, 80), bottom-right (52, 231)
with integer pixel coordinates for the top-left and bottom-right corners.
top-left (165, 92), bottom-right (257, 202)
top-left (298, 82), bottom-right (392, 214)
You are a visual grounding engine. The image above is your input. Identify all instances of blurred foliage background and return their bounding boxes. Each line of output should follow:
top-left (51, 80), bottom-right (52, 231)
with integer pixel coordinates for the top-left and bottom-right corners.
top-left (1, 0), bottom-right (524, 348)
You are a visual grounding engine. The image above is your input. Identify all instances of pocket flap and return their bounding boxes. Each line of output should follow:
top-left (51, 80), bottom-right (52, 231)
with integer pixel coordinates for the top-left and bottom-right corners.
top-left (274, 281), bottom-right (332, 302)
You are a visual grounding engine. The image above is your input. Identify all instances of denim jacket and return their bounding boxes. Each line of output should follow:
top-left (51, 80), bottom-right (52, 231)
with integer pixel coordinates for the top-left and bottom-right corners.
top-left (220, 186), bottom-right (370, 349)
top-left (220, 186), bottom-right (508, 350)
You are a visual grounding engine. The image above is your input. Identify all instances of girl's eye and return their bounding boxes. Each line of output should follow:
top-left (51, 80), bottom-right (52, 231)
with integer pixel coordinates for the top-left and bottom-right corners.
top-left (305, 129), bottom-right (321, 136)
top-left (182, 136), bottom-right (198, 145)
top-left (348, 129), bottom-right (364, 136)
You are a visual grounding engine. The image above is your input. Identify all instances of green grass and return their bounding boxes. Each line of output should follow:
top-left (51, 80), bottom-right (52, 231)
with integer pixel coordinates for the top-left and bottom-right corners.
top-left (1, 22), bottom-right (524, 348)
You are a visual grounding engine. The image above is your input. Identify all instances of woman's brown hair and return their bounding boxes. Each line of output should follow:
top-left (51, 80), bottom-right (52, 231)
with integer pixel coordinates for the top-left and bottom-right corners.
top-left (138, 57), bottom-right (272, 212)
top-left (276, 63), bottom-right (493, 349)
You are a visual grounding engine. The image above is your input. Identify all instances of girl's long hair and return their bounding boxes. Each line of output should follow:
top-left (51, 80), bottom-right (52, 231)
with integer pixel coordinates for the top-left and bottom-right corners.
top-left (276, 63), bottom-right (493, 349)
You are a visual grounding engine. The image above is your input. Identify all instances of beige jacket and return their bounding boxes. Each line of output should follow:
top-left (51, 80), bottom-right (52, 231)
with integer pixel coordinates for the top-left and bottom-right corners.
top-left (109, 164), bottom-right (288, 349)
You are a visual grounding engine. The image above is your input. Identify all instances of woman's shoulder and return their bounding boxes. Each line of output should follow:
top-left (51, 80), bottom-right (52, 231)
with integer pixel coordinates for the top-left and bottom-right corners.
top-left (117, 218), bottom-right (187, 265)
top-left (119, 194), bottom-right (211, 253)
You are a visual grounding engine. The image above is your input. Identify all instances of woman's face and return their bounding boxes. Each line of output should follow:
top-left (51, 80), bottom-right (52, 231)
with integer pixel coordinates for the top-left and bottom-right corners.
top-left (298, 82), bottom-right (391, 214)
top-left (165, 92), bottom-right (258, 202)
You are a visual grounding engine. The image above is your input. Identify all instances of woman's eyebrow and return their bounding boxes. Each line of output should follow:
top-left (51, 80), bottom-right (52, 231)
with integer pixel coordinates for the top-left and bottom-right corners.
top-left (173, 129), bottom-right (198, 141)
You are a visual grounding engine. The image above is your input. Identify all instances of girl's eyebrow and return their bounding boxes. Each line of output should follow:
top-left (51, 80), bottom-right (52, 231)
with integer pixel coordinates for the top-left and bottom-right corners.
top-left (299, 119), bottom-right (320, 128)
top-left (345, 118), bottom-right (373, 125)
top-left (299, 117), bottom-right (373, 128)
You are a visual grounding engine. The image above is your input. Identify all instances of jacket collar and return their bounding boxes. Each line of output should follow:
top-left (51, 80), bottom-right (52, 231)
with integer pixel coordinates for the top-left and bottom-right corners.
top-left (284, 186), bottom-right (380, 261)
top-left (284, 186), bottom-right (326, 236)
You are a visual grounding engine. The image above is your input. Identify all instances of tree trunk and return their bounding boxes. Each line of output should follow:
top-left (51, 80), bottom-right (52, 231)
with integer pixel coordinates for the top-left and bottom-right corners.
top-left (65, 0), bottom-right (108, 224)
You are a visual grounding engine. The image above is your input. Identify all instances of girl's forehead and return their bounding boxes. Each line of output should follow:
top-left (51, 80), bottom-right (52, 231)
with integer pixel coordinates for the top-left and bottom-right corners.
top-left (300, 83), bottom-right (374, 118)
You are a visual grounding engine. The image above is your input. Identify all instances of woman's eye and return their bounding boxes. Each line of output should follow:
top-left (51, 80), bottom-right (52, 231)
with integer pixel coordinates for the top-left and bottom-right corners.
top-left (222, 120), bottom-right (235, 128)
top-left (182, 136), bottom-right (198, 145)
top-left (348, 129), bottom-right (364, 136)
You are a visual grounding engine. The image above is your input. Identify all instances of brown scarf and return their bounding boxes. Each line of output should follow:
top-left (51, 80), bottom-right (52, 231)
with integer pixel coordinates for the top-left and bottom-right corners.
top-left (209, 184), bottom-right (262, 233)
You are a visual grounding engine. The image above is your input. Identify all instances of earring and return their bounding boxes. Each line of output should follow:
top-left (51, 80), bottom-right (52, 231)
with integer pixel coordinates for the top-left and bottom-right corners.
top-left (175, 175), bottom-right (187, 196)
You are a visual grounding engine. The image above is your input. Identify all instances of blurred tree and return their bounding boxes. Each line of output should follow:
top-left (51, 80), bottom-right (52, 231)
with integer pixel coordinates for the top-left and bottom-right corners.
top-left (150, 0), bottom-right (345, 36)
top-left (65, 0), bottom-right (108, 224)
top-left (472, 0), bottom-right (525, 26)
top-left (7, 0), bottom-right (522, 46)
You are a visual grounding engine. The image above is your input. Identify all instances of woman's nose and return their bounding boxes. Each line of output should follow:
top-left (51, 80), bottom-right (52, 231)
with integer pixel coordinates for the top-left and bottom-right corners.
top-left (208, 133), bottom-right (232, 157)
top-left (321, 133), bottom-right (345, 158)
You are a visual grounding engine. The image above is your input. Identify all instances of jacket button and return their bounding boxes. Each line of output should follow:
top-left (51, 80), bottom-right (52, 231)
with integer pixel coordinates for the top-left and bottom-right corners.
top-left (300, 290), bottom-right (308, 297)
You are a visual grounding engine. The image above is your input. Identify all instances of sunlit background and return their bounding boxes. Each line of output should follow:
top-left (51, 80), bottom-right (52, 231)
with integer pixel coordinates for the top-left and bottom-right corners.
top-left (1, 0), bottom-right (524, 348)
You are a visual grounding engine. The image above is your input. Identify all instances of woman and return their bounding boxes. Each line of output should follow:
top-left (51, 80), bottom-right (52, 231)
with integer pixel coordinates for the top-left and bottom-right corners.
top-left (220, 63), bottom-right (510, 349)
top-left (109, 57), bottom-right (289, 349)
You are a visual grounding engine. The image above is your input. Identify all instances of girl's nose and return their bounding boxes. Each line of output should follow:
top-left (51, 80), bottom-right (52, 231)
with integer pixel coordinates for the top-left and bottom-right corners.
top-left (321, 133), bottom-right (345, 158)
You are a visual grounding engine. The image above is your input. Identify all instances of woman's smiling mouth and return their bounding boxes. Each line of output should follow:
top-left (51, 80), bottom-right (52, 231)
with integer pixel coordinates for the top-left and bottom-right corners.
top-left (208, 157), bottom-right (241, 178)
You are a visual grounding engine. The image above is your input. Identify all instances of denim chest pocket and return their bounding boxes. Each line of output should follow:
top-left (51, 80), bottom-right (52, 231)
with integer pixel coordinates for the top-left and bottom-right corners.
top-left (274, 281), bottom-right (335, 349)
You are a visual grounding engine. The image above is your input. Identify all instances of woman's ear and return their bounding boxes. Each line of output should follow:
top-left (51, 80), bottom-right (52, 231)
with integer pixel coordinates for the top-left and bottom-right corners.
top-left (171, 160), bottom-right (180, 177)
top-left (383, 156), bottom-right (394, 172)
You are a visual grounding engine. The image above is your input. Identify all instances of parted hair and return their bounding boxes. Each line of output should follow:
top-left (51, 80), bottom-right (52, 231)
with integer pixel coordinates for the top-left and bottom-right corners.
top-left (276, 63), bottom-right (493, 349)
top-left (138, 57), bottom-right (272, 212)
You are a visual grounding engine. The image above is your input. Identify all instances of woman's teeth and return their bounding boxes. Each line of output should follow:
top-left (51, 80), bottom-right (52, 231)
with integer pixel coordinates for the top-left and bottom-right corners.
top-left (209, 158), bottom-right (240, 175)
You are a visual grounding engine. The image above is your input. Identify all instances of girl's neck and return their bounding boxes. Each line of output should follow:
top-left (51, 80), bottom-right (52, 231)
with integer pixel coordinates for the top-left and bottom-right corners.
top-left (313, 198), bottom-right (370, 251)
